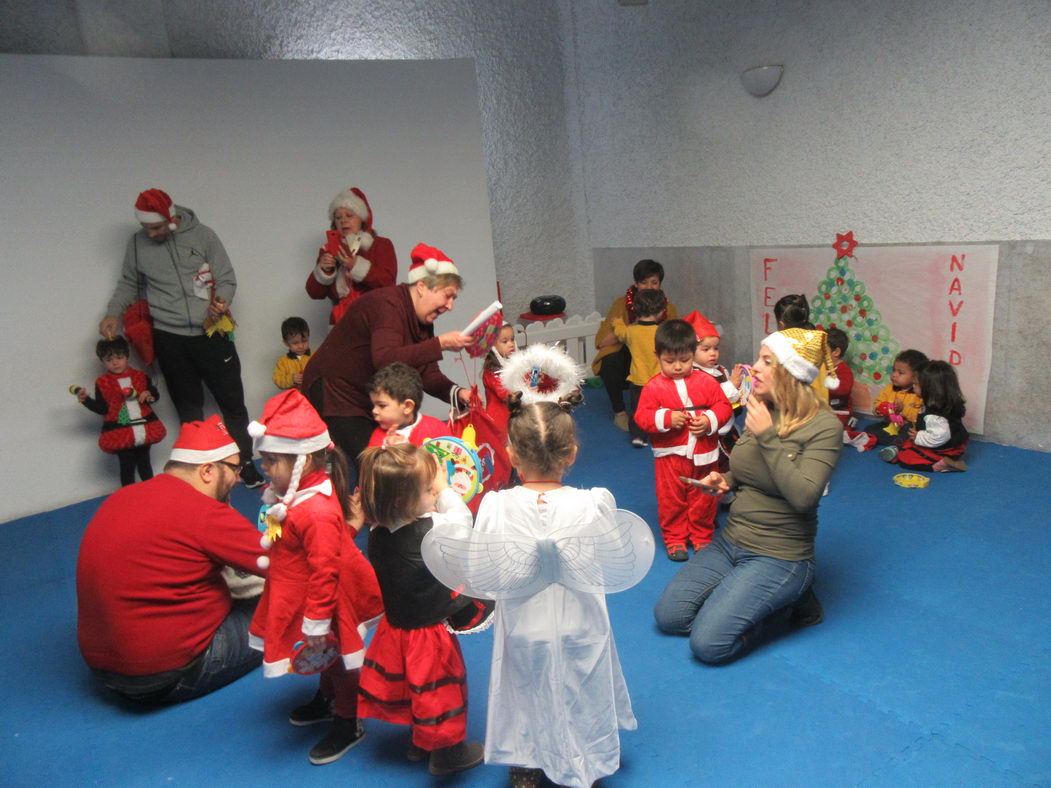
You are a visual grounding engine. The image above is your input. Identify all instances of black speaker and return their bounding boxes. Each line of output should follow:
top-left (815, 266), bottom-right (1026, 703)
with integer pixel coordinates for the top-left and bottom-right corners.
top-left (529, 295), bottom-right (566, 316)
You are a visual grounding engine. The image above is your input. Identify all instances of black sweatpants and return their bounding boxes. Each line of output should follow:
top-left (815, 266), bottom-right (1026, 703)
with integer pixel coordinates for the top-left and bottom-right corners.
top-left (153, 329), bottom-right (253, 460)
top-left (598, 345), bottom-right (632, 413)
top-left (116, 446), bottom-right (153, 486)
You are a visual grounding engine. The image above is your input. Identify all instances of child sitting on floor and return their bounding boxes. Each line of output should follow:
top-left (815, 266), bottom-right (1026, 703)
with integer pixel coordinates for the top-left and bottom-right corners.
top-left (272, 316), bottom-right (312, 390)
top-left (825, 327), bottom-right (876, 451)
top-left (880, 360), bottom-right (968, 472)
top-left (75, 336), bottom-right (166, 486)
top-left (612, 287), bottom-right (668, 448)
top-left (634, 319), bottom-right (733, 560)
top-left (366, 362), bottom-right (448, 448)
top-left (865, 349), bottom-right (928, 446)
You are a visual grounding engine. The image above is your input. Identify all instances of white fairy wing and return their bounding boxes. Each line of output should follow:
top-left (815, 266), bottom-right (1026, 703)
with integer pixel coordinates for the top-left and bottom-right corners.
top-left (422, 525), bottom-right (550, 600)
top-left (549, 509), bottom-right (655, 594)
top-left (421, 509), bottom-right (655, 599)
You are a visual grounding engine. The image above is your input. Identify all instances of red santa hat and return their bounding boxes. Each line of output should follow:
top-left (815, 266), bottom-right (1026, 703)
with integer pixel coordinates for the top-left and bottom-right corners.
top-left (248, 389), bottom-right (332, 455)
top-left (328, 187), bottom-right (373, 232)
top-left (134, 188), bottom-right (178, 230)
top-left (168, 414), bottom-right (239, 464)
top-left (407, 243), bottom-right (459, 284)
top-left (682, 310), bottom-right (720, 340)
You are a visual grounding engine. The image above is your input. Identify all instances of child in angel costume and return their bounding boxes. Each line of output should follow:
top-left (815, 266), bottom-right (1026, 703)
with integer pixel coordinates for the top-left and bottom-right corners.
top-left (246, 390), bottom-right (383, 766)
top-left (423, 345), bottom-right (655, 788)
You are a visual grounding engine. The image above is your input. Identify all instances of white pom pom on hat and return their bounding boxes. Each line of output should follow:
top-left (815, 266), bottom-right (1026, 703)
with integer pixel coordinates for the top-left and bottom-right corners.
top-left (134, 188), bottom-right (178, 231)
top-left (407, 242), bottom-right (459, 283)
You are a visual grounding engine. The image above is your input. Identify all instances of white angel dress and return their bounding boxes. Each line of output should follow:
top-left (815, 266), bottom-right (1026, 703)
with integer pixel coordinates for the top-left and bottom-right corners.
top-left (422, 486), bottom-right (654, 788)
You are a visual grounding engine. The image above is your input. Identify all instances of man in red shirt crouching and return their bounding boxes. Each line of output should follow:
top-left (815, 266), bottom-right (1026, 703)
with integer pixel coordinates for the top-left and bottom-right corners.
top-left (77, 414), bottom-right (268, 703)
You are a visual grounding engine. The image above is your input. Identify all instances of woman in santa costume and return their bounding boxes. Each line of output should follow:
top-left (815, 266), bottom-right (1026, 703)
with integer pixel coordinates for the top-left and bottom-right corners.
top-left (247, 389), bottom-right (383, 766)
top-left (306, 186), bottom-right (398, 324)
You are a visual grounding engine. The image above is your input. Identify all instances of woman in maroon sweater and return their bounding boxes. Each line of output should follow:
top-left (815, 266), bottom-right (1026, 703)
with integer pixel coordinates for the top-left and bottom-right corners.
top-left (303, 245), bottom-right (473, 478)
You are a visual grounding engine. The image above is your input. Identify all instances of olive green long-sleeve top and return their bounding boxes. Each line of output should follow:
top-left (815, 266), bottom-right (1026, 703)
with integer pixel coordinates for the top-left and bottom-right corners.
top-left (722, 408), bottom-right (843, 561)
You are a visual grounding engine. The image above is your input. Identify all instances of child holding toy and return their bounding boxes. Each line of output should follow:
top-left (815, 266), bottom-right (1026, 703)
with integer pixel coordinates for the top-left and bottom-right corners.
top-left (634, 319), bottom-right (733, 559)
top-left (865, 349), bottom-right (928, 446)
top-left (880, 360), bottom-right (968, 472)
top-left (247, 390), bottom-right (383, 765)
top-left (272, 316), bottom-right (312, 390)
top-left (75, 336), bottom-right (166, 486)
top-left (684, 310), bottom-right (744, 470)
top-left (354, 443), bottom-right (487, 776)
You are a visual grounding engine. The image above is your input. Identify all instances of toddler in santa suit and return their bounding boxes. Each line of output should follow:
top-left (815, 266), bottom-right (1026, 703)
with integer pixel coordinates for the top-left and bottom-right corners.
top-left (365, 362), bottom-right (448, 449)
top-left (247, 389), bottom-right (383, 766)
top-left (634, 319), bottom-right (733, 561)
top-left (75, 335), bottom-right (166, 486)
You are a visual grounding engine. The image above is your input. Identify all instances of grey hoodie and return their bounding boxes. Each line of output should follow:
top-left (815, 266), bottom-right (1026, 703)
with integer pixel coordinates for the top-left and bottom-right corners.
top-left (106, 206), bottom-right (236, 336)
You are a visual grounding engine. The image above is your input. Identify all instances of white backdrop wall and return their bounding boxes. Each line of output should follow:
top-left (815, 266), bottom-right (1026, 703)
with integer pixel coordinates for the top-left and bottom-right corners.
top-left (0, 54), bottom-right (498, 521)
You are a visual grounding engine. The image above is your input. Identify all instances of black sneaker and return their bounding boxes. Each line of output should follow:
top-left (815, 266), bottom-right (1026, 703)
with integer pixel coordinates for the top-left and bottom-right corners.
top-left (289, 690), bottom-right (334, 726)
top-left (406, 742), bottom-right (429, 762)
top-left (428, 740), bottom-right (484, 775)
top-left (308, 717), bottom-right (365, 765)
top-left (240, 461), bottom-right (266, 489)
top-left (789, 587), bottom-right (824, 628)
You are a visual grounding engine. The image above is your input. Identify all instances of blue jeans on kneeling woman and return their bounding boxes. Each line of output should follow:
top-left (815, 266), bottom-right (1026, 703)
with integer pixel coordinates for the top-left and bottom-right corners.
top-left (653, 531), bottom-right (814, 664)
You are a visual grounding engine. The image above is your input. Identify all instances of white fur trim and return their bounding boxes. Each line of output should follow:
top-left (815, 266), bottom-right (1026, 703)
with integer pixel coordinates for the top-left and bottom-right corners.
top-left (259, 533), bottom-right (271, 549)
top-left (692, 447), bottom-right (721, 466)
top-left (349, 256), bottom-right (372, 283)
top-left (301, 618), bottom-right (331, 636)
top-left (655, 408), bottom-right (670, 432)
top-left (701, 408), bottom-right (718, 435)
top-left (261, 658), bottom-right (291, 678)
top-left (498, 343), bottom-right (584, 404)
top-left (762, 332), bottom-right (818, 384)
top-left (407, 258), bottom-right (459, 283)
top-left (357, 231), bottom-right (374, 251)
top-left (341, 648), bottom-right (366, 670)
top-left (328, 190), bottom-right (369, 223)
top-left (168, 442), bottom-right (239, 464)
top-left (268, 502), bottom-right (288, 523)
top-left (313, 262), bottom-right (337, 284)
top-left (824, 375), bottom-right (840, 389)
top-left (256, 555), bottom-right (270, 570)
top-left (251, 429), bottom-right (331, 455)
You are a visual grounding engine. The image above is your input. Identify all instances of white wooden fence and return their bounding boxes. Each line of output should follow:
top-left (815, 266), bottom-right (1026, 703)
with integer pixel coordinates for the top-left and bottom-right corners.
top-left (512, 312), bottom-right (604, 369)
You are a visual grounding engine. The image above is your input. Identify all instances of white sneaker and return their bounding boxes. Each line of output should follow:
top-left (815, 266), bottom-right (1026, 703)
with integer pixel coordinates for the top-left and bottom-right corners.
top-left (631, 437), bottom-right (647, 448)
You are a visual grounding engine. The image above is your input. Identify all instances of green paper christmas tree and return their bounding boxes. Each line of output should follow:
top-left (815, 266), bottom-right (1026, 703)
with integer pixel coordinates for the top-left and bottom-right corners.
top-left (810, 232), bottom-right (899, 386)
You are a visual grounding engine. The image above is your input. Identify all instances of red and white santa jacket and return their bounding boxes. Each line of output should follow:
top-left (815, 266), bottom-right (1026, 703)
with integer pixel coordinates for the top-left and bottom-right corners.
top-left (367, 412), bottom-right (449, 448)
top-left (81, 368), bottom-right (167, 454)
top-left (634, 370), bottom-right (733, 466)
top-left (305, 230), bottom-right (398, 324)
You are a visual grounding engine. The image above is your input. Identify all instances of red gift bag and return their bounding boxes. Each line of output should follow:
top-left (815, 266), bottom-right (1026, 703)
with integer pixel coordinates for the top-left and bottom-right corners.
top-left (447, 387), bottom-right (511, 513)
top-left (123, 298), bottom-right (155, 366)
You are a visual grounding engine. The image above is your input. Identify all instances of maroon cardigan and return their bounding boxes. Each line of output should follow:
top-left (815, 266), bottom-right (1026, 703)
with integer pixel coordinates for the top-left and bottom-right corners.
top-left (303, 283), bottom-right (456, 420)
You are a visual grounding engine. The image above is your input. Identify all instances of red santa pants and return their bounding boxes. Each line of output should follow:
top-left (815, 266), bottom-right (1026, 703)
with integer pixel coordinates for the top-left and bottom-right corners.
top-left (655, 453), bottom-right (718, 551)
top-left (358, 620), bottom-right (468, 750)
top-left (319, 664), bottom-right (360, 719)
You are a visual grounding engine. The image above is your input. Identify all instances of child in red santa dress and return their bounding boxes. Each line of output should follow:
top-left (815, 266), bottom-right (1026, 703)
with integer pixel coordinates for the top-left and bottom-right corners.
top-left (306, 186), bottom-right (398, 324)
top-left (247, 389), bottom-right (383, 766)
top-left (634, 319), bottom-right (733, 560)
top-left (482, 321), bottom-right (516, 439)
top-left (75, 336), bottom-right (166, 486)
top-left (683, 310), bottom-right (746, 471)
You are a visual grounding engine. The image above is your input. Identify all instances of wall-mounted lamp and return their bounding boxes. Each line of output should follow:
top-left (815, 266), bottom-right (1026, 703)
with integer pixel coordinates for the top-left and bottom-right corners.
top-left (741, 65), bottom-right (783, 98)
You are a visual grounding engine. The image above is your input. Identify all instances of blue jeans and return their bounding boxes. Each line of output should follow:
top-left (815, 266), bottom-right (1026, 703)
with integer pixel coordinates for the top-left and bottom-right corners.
top-left (653, 531), bottom-right (814, 664)
top-left (163, 598), bottom-right (262, 703)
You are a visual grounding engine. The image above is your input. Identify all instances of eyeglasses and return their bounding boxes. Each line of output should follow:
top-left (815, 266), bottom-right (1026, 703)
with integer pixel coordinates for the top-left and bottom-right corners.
top-left (214, 461), bottom-right (242, 478)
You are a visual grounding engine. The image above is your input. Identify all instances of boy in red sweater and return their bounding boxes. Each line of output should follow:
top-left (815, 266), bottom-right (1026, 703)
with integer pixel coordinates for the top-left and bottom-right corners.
top-left (634, 320), bottom-right (733, 560)
top-left (825, 328), bottom-right (877, 451)
top-left (367, 362), bottom-right (448, 449)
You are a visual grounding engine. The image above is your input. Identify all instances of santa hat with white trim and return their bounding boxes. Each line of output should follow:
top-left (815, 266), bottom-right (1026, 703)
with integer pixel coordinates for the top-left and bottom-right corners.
top-left (683, 310), bottom-right (720, 341)
top-left (327, 186), bottom-right (373, 232)
top-left (762, 328), bottom-right (840, 388)
top-left (407, 243), bottom-right (459, 284)
top-left (168, 414), bottom-right (239, 464)
top-left (135, 188), bottom-right (178, 231)
top-left (248, 390), bottom-right (332, 530)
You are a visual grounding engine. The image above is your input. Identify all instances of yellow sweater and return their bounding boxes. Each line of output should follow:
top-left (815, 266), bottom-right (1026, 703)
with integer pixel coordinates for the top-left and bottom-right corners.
top-left (872, 383), bottom-right (923, 423)
top-left (611, 319), bottom-right (661, 386)
top-left (273, 351), bottom-right (312, 390)
top-left (592, 295), bottom-right (678, 374)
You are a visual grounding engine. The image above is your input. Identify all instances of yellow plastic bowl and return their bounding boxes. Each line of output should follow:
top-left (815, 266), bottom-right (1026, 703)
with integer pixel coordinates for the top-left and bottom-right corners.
top-left (893, 473), bottom-right (930, 488)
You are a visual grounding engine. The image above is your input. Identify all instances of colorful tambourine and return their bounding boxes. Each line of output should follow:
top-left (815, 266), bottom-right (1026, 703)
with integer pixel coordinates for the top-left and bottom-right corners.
top-left (893, 473), bottom-right (930, 488)
top-left (423, 434), bottom-right (484, 503)
top-left (289, 634), bottom-right (340, 675)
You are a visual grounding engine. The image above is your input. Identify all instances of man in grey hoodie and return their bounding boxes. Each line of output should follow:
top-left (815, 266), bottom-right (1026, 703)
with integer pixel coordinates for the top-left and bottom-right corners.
top-left (99, 189), bottom-right (263, 487)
